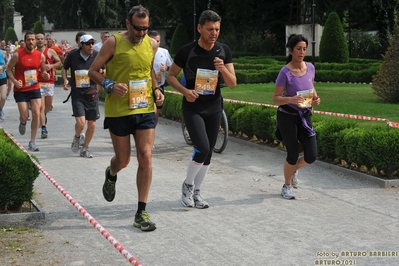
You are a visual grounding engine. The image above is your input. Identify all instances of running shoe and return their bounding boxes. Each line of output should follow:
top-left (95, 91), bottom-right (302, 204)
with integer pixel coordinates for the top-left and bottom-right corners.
top-left (102, 166), bottom-right (116, 202)
top-left (80, 147), bottom-right (93, 158)
top-left (133, 211), bottom-right (156, 231)
top-left (41, 127), bottom-right (48, 139)
top-left (6, 94), bottom-right (10, 100)
top-left (181, 182), bottom-right (194, 207)
top-left (79, 133), bottom-right (85, 147)
top-left (281, 184), bottom-right (295, 200)
top-left (193, 190), bottom-right (209, 209)
top-left (71, 135), bottom-right (80, 153)
top-left (28, 141), bottom-right (39, 152)
top-left (291, 171), bottom-right (299, 189)
top-left (19, 122), bottom-right (26, 135)
top-left (0, 110), bottom-right (5, 120)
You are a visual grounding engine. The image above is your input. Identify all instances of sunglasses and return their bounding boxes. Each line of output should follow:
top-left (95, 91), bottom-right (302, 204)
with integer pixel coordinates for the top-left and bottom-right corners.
top-left (129, 22), bottom-right (150, 32)
top-left (83, 42), bottom-right (95, 46)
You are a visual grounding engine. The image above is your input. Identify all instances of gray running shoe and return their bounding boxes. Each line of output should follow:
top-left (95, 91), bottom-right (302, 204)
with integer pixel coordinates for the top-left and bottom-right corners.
top-left (79, 133), bottom-right (85, 147)
top-left (291, 171), bottom-right (299, 189)
top-left (193, 190), bottom-right (209, 209)
top-left (281, 184), bottom-right (295, 200)
top-left (181, 182), bottom-right (194, 207)
top-left (19, 122), bottom-right (26, 135)
top-left (28, 141), bottom-right (39, 152)
top-left (71, 135), bottom-right (80, 153)
top-left (80, 147), bottom-right (93, 158)
top-left (0, 110), bottom-right (5, 120)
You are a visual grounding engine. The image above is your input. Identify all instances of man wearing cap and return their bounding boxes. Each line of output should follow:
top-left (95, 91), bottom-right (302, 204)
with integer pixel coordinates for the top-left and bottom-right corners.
top-left (62, 34), bottom-right (101, 158)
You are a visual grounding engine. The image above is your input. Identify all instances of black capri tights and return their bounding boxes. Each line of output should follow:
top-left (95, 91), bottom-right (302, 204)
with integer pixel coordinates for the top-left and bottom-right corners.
top-left (183, 106), bottom-right (221, 165)
top-left (277, 110), bottom-right (317, 165)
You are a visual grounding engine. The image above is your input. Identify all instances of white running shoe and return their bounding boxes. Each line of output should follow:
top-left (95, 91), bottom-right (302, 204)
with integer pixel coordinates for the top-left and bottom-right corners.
top-left (181, 182), bottom-right (194, 207)
top-left (193, 190), bottom-right (209, 209)
top-left (281, 184), bottom-right (295, 200)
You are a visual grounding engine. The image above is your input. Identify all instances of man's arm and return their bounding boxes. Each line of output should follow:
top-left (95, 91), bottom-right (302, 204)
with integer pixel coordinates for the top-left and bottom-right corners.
top-left (88, 36), bottom-right (128, 97)
top-left (167, 63), bottom-right (198, 103)
top-left (49, 49), bottom-right (62, 69)
top-left (214, 58), bottom-right (236, 89)
top-left (5, 51), bottom-right (22, 89)
top-left (40, 54), bottom-right (50, 80)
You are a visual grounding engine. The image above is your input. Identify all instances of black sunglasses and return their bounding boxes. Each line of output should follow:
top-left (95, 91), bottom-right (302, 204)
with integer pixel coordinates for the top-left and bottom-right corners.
top-left (129, 22), bottom-right (150, 32)
top-left (83, 42), bottom-right (95, 46)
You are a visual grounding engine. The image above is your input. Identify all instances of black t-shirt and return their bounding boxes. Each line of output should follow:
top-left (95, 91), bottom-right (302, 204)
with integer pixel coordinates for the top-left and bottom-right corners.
top-left (63, 49), bottom-right (98, 95)
top-left (174, 41), bottom-right (233, 102)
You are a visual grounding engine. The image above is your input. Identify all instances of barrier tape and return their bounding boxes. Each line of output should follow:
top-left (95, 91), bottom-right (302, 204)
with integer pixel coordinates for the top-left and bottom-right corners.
top-left (1, 127), bottom-right (142, 266)
top-left (164, 90), bottom-right (399, 128)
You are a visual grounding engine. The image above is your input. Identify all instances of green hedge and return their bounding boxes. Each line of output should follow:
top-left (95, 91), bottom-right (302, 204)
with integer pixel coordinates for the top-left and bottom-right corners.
top-left (162, 92), bottom-right (399, 179)
top-left (0, 129), bottom-right (40, 211)
top-left (232, 56), bottom-right (381, 84)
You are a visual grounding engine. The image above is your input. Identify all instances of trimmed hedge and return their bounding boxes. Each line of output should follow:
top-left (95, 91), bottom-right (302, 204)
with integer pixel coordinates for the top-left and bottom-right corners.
top-left (162, 92), bottom-right (399, 179)
top-left (0, 129), bottom-right (40, 211)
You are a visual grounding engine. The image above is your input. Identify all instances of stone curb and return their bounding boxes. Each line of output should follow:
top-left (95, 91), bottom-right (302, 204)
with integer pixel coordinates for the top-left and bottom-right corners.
top-left (0, 200), bottom-right (45, 227)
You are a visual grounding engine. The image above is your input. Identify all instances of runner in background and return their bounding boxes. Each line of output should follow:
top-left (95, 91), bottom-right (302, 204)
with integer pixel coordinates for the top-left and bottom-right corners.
top-left (36, 33), bottom-right (62, 139)
top-left (6, 30), bottom-right (50, 151)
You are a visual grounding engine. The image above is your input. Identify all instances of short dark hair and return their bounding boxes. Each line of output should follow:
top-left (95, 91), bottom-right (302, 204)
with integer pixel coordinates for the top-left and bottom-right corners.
top-left (100, 31), bottom-right (109, 37)
top-left (148, 30), bottom-right (160, 37)
top-left (75, 31), bottom-right (86, 43)
top-left (127, 5), bottom-right (149, 23)
top-left (24, 30), bottom-right (35, 41)
top-left (198, 10), bottom-right (221, 26)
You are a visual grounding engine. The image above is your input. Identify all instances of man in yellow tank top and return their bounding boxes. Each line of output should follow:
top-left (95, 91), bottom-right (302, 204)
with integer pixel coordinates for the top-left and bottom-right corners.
top-left (88, 5), bottom-right (163, 232)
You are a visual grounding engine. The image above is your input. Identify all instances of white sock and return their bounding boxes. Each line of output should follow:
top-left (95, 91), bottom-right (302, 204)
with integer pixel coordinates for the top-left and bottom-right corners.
top-left (185, 160), bottom-right (203, 185)
top-left (194, 164), bottom-right (210, 191)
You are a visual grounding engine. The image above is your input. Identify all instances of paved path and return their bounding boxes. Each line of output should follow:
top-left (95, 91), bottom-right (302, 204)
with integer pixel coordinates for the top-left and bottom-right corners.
top-left (1, 87), bottom-right (399, 266)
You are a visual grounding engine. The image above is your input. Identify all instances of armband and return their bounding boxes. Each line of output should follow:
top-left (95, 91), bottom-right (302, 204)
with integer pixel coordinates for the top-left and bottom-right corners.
top-left (101, 78), bottom-right (116, 95)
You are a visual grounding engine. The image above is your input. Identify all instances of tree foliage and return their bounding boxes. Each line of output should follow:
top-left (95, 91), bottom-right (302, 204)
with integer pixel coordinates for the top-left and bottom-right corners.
top-left (2, 0), bottom-right (398, 58)
top-left (372, 19), bottom-right (399, 103)
top-left (319, 12), bottom-right (349, 63)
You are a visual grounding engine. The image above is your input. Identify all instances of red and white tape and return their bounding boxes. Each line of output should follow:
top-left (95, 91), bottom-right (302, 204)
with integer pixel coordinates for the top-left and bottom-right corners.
top-left (165, 91), bottom-right (399, 128)
top-left (1, 127), bottom-right (142, 266)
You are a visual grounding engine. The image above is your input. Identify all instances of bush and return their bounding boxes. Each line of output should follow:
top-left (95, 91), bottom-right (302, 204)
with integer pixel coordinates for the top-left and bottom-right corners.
top-left (372, 19), bottom-right (399, 103)
top-left (319, 12), bottom-right (349, 63)
top-left (359, 127), bottom-right (399, 178)
top-left (33, 21), bottom-right (44, 35)
top-left (315, 120), bottom-right (356, 161)
top-left (4, 27), bottom-right (18, 44)
top-left (169, 23), bottom-right (190, 55)
top-left (0, 129), bottom-right (40, 211)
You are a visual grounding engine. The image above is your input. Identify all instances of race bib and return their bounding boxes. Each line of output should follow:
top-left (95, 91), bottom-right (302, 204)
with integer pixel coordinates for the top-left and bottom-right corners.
top-left (155, 71), bottom-right (162, 85)
top-left (194, 68), bottom-right (218, 95)
top-left (39, 82), bottom-right (51, 93)
top-left (0, 65), bottom-right (4, 75)
top-left (128, 79), bottom-right (148, 109)
top-left (296, 89), bottom-right (314, 108)
top-left (24, 70), bottom-right (38, 86)
top-left (74, 70), bottom-right (90, 88)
